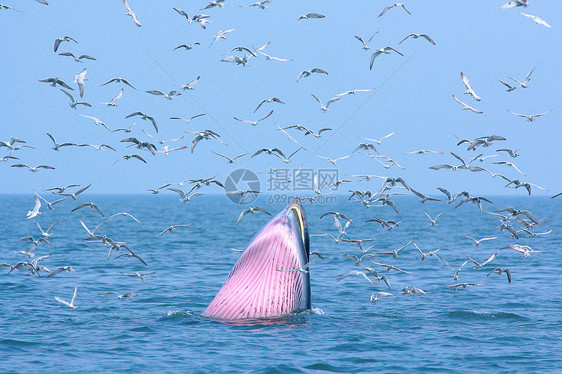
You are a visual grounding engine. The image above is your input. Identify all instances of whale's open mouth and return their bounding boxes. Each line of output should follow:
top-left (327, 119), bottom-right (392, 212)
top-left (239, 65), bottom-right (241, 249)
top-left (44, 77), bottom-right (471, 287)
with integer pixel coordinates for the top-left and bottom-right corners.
top-left (203, 198), bottom-right (311, 321)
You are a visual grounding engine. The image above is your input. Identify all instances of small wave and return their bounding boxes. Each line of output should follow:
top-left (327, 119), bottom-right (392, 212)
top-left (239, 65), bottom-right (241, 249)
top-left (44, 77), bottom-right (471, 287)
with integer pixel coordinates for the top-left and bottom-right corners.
top-left (444, 310), bottom-right (528, 320)
top-left (0, 339), bottom-right (41, 347)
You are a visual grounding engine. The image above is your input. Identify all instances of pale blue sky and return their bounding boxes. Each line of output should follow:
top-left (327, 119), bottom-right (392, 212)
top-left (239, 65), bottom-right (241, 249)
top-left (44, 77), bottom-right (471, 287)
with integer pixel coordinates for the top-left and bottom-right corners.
top-left (1, 1), bottom-right (560, 198)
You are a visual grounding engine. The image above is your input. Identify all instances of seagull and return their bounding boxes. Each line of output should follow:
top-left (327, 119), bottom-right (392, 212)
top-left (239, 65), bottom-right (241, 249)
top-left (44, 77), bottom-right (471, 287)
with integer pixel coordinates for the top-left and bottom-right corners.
top-left (59, 184), bottom-right (91, 200)
top-left (501, 0), bottom-right (528, 9)
top-left (337, 270), bottom-right (379, 287)
top-left (466, 253), bottom-right (498, 270)
top-left (463, 236), bottom-right (498, 247)
top-left (78, 143), bottom-right (116, 151)
top-left (221, 54), bottom-right (252, 67)
top-left (311, 94), bottom-right (340, 112)
top-left (211, 152), bottom-right (249, 163)
top-left (423, 211), bottom-right (443, 226)
top-left (378, 3), bottom-right (411, 17)
top-left (210, 29), bottom-right (235, 47)
top-left (25, 196), bottom-right (42, 219)
top-left (297, 13), bottom-right (325, 21)
top-left (256, 51), bottom-right (293, 62)
top-left (12, 164), bottom-right (55, 172)
top-left (99, 291), bottom-right (138, 299)
top-left (492, 161), bottom-right (525, 175)
top-left (240, 0), bottom-right (271, 9)
top-left (277, 255), bottom-right (321, 274)
top-left (53, 36), bottom-right (77, 52)
top-left (36, 222), bottom-right (57, 239)
top-left (252, 148), bottom-right (286, 159)
top-left (461, 72), bottom-right (481, 101)
top-left (440, 258), bottom-right (468, 282)
top-left (100, 77), bottom-right (136, 89)
top-left (508, 67), bottom-right (535, 88)
top-left (170, 114), bottom-right (205, 124)
top-left (60, 89), bottom-right (91, 109)
top-left (317, 155), bottom-right (351, 165)
top-left (174, 42), bottom-right (200, 51)
top-left (71, 202), bottom-right (104, 217)
top-left (188, 130), bottom-right (224, 153)
top-left (39, 77), bottom-right (74, 90)
top-left (274, 124), bottom-right (307, 150)
top-left (202, 0), bottom-right (225, 10)
top-left (73, 68), bottom-right (87, 97)
top-left (502, 244), bottom-right (540, 257)
top-left (46, 132), bottom-right (76, 151)
top-left (413, 242), bottom-right (441, 262)
top-left (122, 0), bottom-right (141, 27)
top-left (175, 76), bottom-right (200, 91)
top-left (401, 286), bottom-right (426, 295)
top-left (45, 184), bottom-right (79, 194)
top-left (115, 246), bottom-right (147, 265)
top-left (354, 33), bottom-right (379, 50)
top-left (146, 90), bottom-right (181, 100)
top-left (234, 110), bottom-right (273, 126)
top-left (410, 188), bottom-right (440, 203)
top-left (373, 240), bottom-right (412, 258)
top-left (0, 4), bottom-right (21, 11)
top-left (54, 287), bottom-right (78, 309)
top-left (120, 271), bottom-right (156, 282)
top-left (497, 77), bottom-right (518, 92)
top-left (370, 261), bottom-right (411, 274)
top-left (126, 112), bottom-right (158, 132)
top-left (452, 94), bottom-right (482, 114)
top-left (47, 266), bottom-right (75, 278)
top-left (520, 12), bottom-right (551, 28)
top-left (167, 187), bottom-right (203, 203)
top-left (111, 123), bottom-right (135, 133)
top-left (449, 283), bottom-right (485, 291)
top-left (297, 68), bottom-right (328, 82)
top-left (496, 148), bottom-right (520, 158)
top-left (405, 149), bottom-right (443, 154)
top-left (254, 97), bottom-right (285, 113)
top-left (156, 224), bottom-right (194, 236)
top-left (370, 292), bottom-right (394, 302)
top-left (399, 33), bottom-right (435, 45)
top-left (487, 268), bottom-right (511, 283)
top-left (496, 207), bottom-right (538, 223)
top-left (507, 109), bottom-right (552, 122)
top-left (58, 52), bottom-right (96, 63)
top-left (505, 179), bottom-right (548, 195)
top-left (335, 88), bottom-right (376, 97)
top-left (99, 88), bottom-right (123, 107)
top-left (237, 207), bottom-right (271, 225)
top-left (370, 47), bottom-right (404, 70)
top-left (320, 211), bottom-right (352, 223)
top-left (361, 132), bottom-right (397, 146)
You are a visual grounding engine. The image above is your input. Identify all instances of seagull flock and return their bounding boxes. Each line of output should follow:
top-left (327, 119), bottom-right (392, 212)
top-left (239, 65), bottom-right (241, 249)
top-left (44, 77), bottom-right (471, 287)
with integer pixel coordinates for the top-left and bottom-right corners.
top-left (0, 1), bottom-right (558, 310)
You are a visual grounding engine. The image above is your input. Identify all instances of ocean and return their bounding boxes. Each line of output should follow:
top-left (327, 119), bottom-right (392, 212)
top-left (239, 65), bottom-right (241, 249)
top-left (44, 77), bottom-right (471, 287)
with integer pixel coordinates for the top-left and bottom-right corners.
top-left (0, 194), bottom-right (560, 373)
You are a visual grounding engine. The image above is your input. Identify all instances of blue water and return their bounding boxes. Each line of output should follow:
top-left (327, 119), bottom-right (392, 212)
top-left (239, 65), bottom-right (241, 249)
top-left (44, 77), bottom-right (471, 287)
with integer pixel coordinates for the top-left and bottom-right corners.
top-left (0, 195), bottom-right (560, 373)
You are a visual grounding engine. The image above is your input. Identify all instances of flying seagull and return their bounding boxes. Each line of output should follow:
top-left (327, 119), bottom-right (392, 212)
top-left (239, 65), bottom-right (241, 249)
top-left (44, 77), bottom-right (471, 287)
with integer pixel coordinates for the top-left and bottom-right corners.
top-left (254, 97), bottom-right (285, 113)
top-left (298, 13), bottom-right (325, 21)
top-left (452, 94), bottom-right (483, 114)
top-left (311, 94), bottom-right (340, 112)
top-left (296, 68), bottom-right (328, 82)
top-left (520, 12), bottom-right (551, 28)
top-left (354, 32), bottom-right (379, 50)
top-left (100, 77), bottom-right (136, 90)
top-left (54, 36), bottom-right (77, 52)
top-left (378, 3), bottom-right (411, 17)
top-left (122, 0), bottom-right (141, 27)
top-left (399, 33), bottom-right (435, 45)
top-left (234, 110), bottom-right (273, 126)
top-left (60, 89), bottom-right (91, 109)
top-left (461, 72), bottom-right (481, 101)
top-left (54, 287), bottom-right (78, 309)
top-left (507, 109), bottom-right (552, 122)
top-left (370, 46), bottom-right (403, 70)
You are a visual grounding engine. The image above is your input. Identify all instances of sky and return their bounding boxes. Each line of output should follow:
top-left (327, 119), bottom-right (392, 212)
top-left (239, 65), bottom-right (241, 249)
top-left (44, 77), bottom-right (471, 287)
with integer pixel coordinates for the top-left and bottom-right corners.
top-left (0, 0), bottom-right (561, 199)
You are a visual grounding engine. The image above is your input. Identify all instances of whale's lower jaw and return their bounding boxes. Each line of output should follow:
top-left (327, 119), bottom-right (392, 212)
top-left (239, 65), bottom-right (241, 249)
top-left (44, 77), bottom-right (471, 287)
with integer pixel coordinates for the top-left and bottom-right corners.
top-left (203, 199), bottom-right (310, 320)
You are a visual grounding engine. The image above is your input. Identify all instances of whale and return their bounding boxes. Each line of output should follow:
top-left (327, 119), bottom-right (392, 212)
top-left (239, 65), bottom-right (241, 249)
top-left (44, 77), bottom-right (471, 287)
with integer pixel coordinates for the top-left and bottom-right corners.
top-left (203, 198), bottom-right (311, 320)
